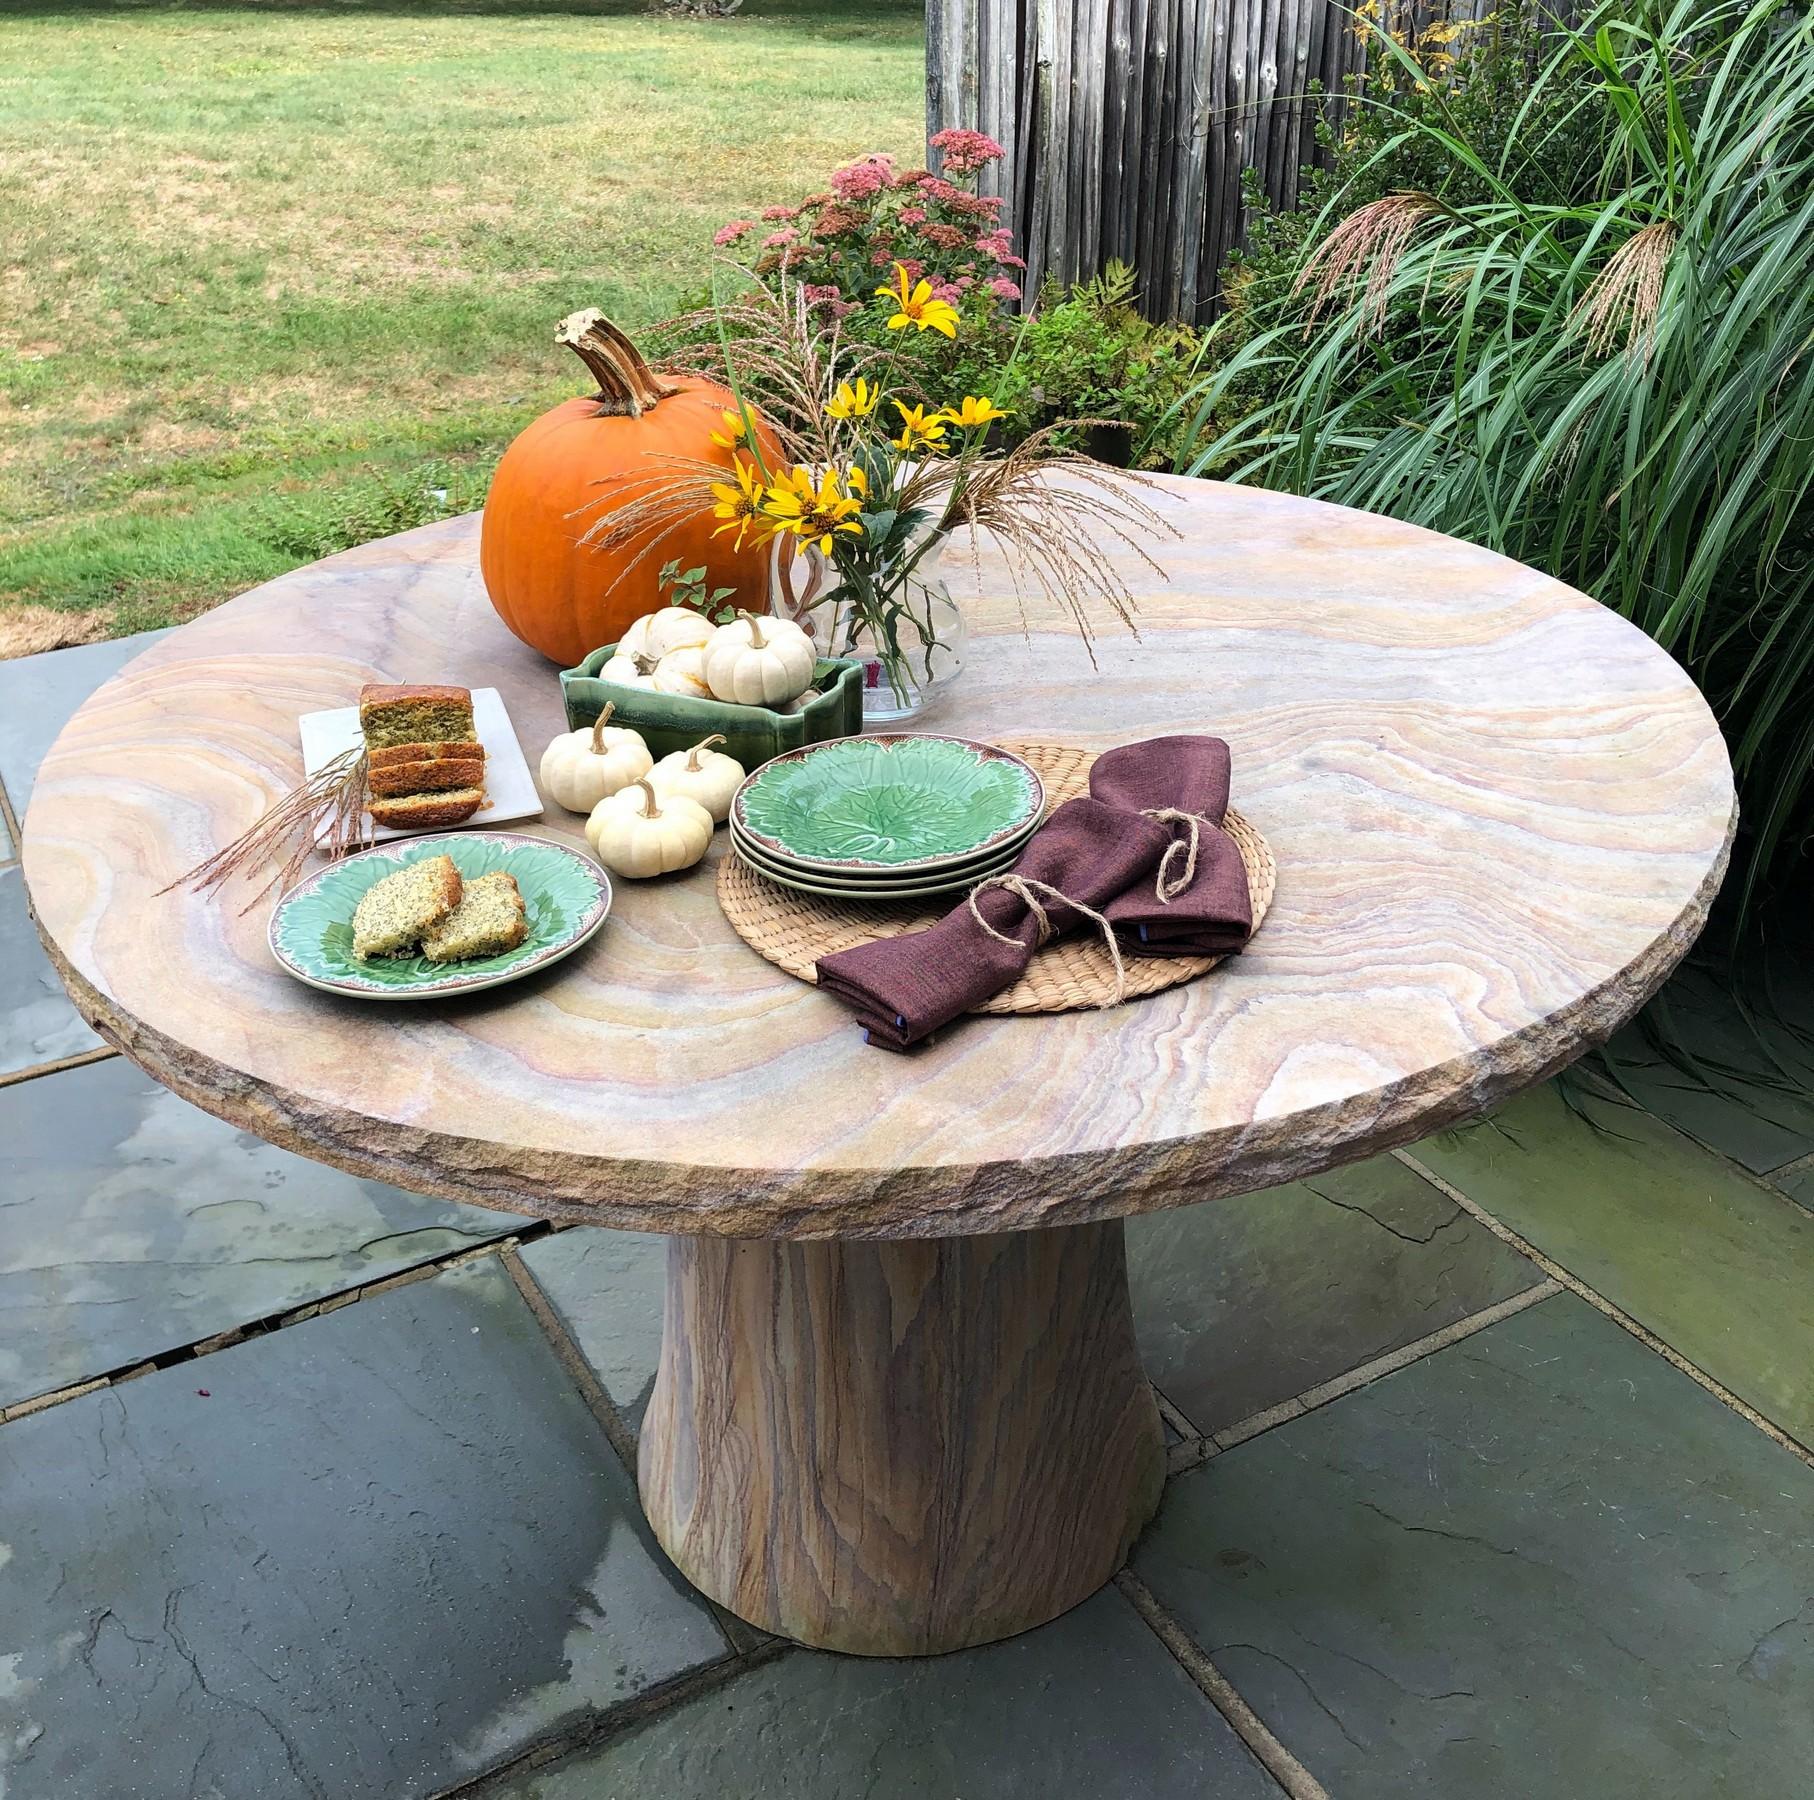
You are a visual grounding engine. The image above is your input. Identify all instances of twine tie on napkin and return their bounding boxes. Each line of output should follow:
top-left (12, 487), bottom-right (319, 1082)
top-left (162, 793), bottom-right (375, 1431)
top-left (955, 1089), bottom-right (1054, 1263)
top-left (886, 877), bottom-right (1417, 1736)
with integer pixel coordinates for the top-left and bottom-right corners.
top-left (967, 874), bottom-right (1127, 1006)
top-left (1141, 807), bottom-right (1209, 904)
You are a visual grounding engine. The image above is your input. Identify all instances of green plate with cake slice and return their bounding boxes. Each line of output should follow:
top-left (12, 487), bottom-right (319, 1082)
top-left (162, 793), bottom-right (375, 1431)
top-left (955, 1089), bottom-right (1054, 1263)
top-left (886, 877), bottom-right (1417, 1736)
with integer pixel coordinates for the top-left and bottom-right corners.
top-left (270, 831), bottom-right (611, 1000)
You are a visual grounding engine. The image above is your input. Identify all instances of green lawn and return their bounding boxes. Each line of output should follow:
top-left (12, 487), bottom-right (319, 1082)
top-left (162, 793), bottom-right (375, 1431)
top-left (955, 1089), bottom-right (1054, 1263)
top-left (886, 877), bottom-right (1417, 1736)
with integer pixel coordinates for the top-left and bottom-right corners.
top-left (0, 0), bottom-right (925, 653)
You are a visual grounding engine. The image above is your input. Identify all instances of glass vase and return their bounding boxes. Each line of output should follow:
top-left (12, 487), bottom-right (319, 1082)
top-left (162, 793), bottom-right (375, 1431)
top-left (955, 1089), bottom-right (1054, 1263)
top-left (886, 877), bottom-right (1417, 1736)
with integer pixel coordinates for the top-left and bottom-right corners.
top-left (769, 535), bottom-right (968, 726)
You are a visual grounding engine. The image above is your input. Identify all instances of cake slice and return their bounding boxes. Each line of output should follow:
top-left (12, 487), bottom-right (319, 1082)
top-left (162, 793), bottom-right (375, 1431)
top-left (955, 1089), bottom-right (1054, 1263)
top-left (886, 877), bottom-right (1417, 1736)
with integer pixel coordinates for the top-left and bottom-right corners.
top-left (368, 786), bottom-right (485, 830)
top-left (359, 684), bottom-right (476, 750)
top-left (420, 871), bottom-right (528, 963)
top-left (350, 854), bottom-right (462, 959)
top-left (369, 739), bottom-right (484, 771)
top-left (368, 755), bottom-right (487, 798)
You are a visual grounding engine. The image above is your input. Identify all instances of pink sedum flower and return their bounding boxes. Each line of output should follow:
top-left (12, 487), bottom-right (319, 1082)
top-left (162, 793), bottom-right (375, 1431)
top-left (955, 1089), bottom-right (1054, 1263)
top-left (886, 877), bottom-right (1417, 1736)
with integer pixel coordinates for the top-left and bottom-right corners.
top-left (762, 229), bottom-right (797, 248)
top-left (928, 126), bottom-right (1005, 177)
top-left (830, 153), bottom-right (897, 203)
top-left (916, 176), bottom-right (966, 206)
top-left (897, 205), bottom-right (927, 227)
top-left (760, 204), bottom-right (800, 221)
top-left (713, 220), bottom-right (755, 246)
top-left (988, 276), bottom-right (1023, 301)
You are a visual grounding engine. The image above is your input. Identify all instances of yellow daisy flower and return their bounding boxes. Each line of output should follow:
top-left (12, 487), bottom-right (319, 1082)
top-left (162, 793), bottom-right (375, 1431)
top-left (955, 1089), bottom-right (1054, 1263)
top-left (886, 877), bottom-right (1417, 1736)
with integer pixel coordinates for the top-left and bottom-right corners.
top-left (709, 455), bottom-right (770, 549)
top-left (941, 395), bottom-right (1011, 430)
top-left (874, 264), bottom-right (960, 339)
top-left (825, 378), bottom-right (880, 420)
top-left (761, 465), bottom-right (865, 556)
top-left (709, 408), bottom-right (750, 451)
top-left (892, 402), bottom-right (950, 454)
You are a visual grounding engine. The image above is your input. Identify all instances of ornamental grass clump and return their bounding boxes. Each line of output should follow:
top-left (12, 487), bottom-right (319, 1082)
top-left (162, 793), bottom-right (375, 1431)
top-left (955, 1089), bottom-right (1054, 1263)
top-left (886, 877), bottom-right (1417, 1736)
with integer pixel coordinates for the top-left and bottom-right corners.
top-left (1183, 0), bottom-right (1814, 902)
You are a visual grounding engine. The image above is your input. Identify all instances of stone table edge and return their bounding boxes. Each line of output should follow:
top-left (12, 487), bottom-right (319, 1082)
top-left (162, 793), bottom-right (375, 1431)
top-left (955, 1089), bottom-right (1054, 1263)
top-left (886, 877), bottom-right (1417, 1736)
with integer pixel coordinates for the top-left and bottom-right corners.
top-left (29, 807), bottom-right (1732, 1240)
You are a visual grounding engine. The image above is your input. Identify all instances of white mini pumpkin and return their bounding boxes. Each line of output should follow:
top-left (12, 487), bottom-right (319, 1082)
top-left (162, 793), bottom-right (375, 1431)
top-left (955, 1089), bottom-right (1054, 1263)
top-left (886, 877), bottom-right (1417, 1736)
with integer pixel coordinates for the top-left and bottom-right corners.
top-left (586, 779), bottom-right (714, 879)
top-left (600, 647), bottom-right (658, 689)
top-left (620, 607), bottom-right (714, 662)
top-left (649, 644), bottom-right (713, 700)
top-left (538, 702), bottom-right (653, 815)
top-left (703, 611), bottom-right (817, 707)
top-left (649, 733), bottom-right (744, 824)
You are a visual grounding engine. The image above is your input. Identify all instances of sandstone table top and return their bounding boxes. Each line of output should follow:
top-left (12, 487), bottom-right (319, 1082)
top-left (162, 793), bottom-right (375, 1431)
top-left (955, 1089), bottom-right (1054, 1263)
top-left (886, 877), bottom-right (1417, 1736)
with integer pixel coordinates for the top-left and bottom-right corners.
top-left (21, 478), bottom-right (1735, 1239)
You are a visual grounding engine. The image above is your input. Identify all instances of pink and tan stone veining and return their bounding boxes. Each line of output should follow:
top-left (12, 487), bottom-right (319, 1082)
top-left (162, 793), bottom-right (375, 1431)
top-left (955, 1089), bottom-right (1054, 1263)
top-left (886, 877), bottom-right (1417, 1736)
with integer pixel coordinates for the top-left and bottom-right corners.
top-left (22, 477), bottom-right (1735, 1239)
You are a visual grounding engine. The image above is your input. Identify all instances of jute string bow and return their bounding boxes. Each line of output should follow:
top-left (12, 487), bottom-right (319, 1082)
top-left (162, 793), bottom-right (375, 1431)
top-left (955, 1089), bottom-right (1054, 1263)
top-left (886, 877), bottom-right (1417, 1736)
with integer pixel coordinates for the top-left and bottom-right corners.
top-left (967, 874), bottom-right (1127, 1006)
top-left (1141, 807), bottom-right (1211, 904)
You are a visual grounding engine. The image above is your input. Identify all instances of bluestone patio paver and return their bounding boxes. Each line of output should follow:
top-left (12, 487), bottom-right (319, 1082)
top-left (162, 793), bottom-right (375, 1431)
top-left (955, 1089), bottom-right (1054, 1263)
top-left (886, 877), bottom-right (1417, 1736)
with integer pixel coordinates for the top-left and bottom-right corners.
top-left (1134, 1293), bottom-right (1814, 1799)
top-left (0, 1257), bottom-right (725, 1799)
top-left (497, 1587), bottom-right (1278, 1799)
top-left (1608, 958), bottom-right (1814, 1173)
top-left (518, 1227), bottom-right (666, 1430)
top-left (1128, 1154), bottom-right (1540, 1436)
top-left (0, 864), bottom-right (101, 1077)
top-left (0, 628), bottom-right (171, 816)
top-left (1409, 1081), bottom-right (1814, 1445)
top-left (0, 1055), bottom-right (523, 1405)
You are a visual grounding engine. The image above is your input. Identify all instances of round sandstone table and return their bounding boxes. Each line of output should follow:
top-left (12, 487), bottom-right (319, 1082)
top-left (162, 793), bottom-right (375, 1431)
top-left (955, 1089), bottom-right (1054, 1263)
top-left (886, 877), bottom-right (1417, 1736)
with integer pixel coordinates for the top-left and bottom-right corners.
top-left (22, 477), bottom-right (1735, 1657)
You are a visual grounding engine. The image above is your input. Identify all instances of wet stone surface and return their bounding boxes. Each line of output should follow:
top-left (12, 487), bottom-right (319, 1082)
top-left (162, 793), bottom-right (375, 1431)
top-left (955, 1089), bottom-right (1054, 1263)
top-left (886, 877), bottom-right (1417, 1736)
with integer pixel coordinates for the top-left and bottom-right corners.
top-left (0, 865), bottom-right (101, 1078)
top-left (1135, 1293), bottom-right (1814, 1800)
top-left (497, 1588), bottom-right (1279, 1800)
top-left (0, 1055), bottom-right (524, 1406)
top-left (0, 1258), bottom-right (725, 1799)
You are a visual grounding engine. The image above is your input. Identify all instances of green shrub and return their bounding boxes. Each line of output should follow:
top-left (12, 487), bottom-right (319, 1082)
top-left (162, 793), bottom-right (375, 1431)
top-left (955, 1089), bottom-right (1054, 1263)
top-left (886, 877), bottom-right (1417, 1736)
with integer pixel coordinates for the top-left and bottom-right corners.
top-left (1008, 262), bottom-right (1210, 467)
top-left (1184, 0), bottom-right (1814, 901)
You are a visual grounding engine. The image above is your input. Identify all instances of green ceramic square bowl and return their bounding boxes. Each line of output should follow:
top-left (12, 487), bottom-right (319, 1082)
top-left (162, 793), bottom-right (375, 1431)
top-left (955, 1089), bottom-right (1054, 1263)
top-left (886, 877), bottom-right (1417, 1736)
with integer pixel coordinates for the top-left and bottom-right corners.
top-left (559, 645), bottom-right (865, 770)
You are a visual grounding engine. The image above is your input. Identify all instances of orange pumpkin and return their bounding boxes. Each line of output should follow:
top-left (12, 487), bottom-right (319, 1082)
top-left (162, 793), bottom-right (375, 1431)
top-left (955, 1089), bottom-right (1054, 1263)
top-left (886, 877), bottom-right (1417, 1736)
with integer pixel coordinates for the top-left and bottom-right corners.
top-left (480, 310), bottom-right (781, 668)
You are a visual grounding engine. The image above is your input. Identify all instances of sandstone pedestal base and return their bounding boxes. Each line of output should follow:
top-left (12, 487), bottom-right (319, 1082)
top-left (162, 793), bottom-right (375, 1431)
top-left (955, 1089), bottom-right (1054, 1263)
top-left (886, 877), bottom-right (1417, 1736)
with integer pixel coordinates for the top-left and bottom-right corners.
top-left (637, 1220), bottom-right (1166, 1656)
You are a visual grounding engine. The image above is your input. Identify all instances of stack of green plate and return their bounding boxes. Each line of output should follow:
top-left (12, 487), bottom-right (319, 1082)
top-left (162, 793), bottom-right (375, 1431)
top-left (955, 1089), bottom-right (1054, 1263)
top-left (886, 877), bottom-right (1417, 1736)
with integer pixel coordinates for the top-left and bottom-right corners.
top-left (729, 734), bottom-right (1047, 901)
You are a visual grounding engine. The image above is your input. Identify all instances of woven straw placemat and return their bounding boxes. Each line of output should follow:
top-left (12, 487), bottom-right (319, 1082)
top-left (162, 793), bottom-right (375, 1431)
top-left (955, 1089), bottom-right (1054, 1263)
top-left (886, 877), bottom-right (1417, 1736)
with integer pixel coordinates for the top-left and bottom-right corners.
top-left (717, 740), bottom-right (1276, 1016)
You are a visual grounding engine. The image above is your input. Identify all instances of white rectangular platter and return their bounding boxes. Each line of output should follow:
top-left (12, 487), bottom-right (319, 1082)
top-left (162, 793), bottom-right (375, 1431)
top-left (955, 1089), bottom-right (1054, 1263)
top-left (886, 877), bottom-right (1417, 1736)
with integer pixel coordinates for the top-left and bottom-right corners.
top-left (298, 687), bottom-right (543, 842)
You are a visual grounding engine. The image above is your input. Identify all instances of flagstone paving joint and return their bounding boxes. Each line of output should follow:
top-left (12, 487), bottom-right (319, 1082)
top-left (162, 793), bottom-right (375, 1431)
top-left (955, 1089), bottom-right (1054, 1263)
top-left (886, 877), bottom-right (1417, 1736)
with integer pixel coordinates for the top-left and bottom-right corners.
top-left (433, 1638), bottom-right (795, 1800)
top-left (0, 1226), bottom-right (556, 1430)
top-left (0, 776), bottom-right (20, 861)
top-left (1153, 1386), bottom-right (1199, 1445)
top-left (1768, 1145), bottom-right (1814, 1184)
top-left (1115, 1569), bottom-right (1331, 1800)
top-left (1394, 1145), bottom-right (1814, 1469)
top-left (0, 1042), bottom-right (117, 1089)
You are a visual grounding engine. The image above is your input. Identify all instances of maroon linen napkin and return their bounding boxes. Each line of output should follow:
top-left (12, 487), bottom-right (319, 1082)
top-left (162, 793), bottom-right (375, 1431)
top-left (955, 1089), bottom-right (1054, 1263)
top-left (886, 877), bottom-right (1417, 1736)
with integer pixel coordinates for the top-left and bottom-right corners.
top-left (1090, 736), bottom-right (1254, 957)
top-left (814, 795), bottom-right (1171, 1051)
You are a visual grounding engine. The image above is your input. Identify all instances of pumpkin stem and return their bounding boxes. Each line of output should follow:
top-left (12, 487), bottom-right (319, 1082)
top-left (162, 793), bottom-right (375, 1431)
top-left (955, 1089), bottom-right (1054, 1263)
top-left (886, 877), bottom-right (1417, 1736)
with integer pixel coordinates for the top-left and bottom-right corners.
top-left (686, 733), bottom-right (727, 772)
top-left (556, 310), bottom-right (677, 419)
top-left (737, 609), bottom-right (768, 650)
top-left (633, 778), bottom-right (660, 818)
top-left (589, 702), bottom-right (617, 754)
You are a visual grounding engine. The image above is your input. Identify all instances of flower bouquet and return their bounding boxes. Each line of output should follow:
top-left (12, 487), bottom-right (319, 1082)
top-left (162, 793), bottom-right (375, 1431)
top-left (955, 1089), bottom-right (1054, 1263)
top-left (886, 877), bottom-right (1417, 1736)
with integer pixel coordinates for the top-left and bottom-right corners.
top-left (589, 264), bottom-right (1176, 722)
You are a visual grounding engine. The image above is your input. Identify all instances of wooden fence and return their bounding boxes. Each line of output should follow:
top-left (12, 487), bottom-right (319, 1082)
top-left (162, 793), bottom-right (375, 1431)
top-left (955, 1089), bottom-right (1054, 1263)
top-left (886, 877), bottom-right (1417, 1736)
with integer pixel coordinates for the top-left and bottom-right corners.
top-left (924, 0), bottom-right (1491, 320)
